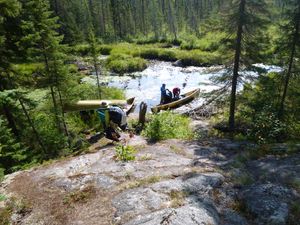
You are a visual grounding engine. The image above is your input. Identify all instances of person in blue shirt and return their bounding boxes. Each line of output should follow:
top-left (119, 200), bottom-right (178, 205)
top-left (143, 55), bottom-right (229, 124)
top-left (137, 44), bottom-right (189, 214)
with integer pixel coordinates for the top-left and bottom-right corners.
top-left (160, 84), bottom-right (172, 104)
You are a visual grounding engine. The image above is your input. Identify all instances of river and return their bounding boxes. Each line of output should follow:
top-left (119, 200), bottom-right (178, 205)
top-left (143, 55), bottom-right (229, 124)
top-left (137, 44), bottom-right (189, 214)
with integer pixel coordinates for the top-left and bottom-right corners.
top-left (82, 61), bottom-right (283, 112)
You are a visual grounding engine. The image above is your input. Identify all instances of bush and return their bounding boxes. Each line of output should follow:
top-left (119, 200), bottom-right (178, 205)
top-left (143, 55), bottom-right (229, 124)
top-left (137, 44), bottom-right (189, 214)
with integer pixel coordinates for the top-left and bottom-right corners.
top-left (248, 107), bottom-right (287, 144)
top-left (33, 112), bottom-right (68, 159)
top-left (142, 111), bottom-right (193, 142)
top-left (115, 145), bottom-right (136, 161)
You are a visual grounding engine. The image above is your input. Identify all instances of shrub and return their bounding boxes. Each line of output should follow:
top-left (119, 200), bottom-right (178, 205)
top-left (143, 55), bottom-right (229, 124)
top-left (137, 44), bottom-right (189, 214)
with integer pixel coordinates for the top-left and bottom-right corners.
top-left (142, 111), bottom-right (193, 141)
top-left (115, 145), bottom-right (136, 161)
top-left (248, 107), bottom-right (287, 144)
top-left (33, 112), bottom-right (68, 159)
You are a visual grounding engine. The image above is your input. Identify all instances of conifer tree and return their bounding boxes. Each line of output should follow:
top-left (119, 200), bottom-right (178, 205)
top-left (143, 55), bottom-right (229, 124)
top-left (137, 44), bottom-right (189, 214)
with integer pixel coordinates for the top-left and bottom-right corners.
top-left (21, 0), bottom-right (69, 140)
top-left (0, 116), bottom-right (27, 174)
top-left (224, 0), bottom-right (267, 131)
top-left (0, 0), bottom-right (21, 136)
top-left (88, 30), bottom-right (101, 99)
top-left (278, 0), bottom-right (300, 118)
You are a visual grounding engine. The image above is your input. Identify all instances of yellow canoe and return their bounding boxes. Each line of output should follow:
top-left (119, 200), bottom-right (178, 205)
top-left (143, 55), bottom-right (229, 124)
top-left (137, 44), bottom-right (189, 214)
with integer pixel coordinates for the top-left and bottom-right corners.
top-left (64, 97), bottom-right (135, 112)
top-left (151, 89), bottom-right (200, 113)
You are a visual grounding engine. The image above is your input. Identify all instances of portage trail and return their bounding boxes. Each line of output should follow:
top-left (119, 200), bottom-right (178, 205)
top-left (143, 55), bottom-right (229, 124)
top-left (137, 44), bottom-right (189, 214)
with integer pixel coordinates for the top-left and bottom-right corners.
top-left (1, 122), bottom-right (300, 225)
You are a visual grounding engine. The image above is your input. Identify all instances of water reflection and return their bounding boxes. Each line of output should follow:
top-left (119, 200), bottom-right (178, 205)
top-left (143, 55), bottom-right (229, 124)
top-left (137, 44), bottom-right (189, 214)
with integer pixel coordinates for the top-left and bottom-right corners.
top-left (83, 61), bottom-right (283, 112)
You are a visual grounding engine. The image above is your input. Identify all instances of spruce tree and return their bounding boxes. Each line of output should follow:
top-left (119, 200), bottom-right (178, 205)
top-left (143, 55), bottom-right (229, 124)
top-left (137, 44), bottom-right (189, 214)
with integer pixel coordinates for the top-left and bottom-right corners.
top-left (21, 0), bottom-right (69, 140)
top-left (224, 0), bottom-right (268, 131)
top-left (278, 0), bottom-right (300, 118)
top-left (0, 0), bottom-right (21, 136)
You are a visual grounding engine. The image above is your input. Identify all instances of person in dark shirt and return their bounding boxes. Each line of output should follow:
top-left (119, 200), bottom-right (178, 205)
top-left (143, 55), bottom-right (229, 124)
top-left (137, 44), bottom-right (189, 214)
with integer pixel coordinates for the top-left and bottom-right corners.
top-left (160, 84), bottom-right (172, 104)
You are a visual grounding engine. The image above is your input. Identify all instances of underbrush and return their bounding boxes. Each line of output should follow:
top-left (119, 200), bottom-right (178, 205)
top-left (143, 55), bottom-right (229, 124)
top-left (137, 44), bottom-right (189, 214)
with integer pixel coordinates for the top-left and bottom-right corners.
top-left (142, 111), bottom-right (193, 142)
top-left (180, 32), bottom-right (228, 51)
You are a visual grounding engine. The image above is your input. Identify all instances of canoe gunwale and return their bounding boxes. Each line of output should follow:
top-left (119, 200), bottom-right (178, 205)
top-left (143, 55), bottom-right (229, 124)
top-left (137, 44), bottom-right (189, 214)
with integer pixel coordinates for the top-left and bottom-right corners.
top-left (63, 97), bottom-right (135, 112)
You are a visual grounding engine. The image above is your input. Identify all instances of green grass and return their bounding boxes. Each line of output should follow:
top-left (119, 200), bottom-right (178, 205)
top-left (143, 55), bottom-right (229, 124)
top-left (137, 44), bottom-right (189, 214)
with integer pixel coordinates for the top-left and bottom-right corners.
top-left (106, 53), bottom-right (147, 74)
top-left (71, 41), bottom-right (225, 73)
top-left (142, 111), bottom-right (193, 142)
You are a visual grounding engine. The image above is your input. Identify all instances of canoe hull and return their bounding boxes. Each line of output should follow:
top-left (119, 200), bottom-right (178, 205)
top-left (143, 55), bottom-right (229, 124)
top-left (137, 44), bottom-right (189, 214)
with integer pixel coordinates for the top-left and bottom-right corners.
top-left (64, 97), bottom-right (135, 112)
top-left (151, 89), bottom-right (200, 113)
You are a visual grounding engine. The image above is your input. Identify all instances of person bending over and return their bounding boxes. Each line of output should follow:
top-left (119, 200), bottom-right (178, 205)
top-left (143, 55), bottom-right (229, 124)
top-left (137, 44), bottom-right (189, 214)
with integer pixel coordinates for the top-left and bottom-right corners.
top-left (97, 106), bottom-right (127, 141)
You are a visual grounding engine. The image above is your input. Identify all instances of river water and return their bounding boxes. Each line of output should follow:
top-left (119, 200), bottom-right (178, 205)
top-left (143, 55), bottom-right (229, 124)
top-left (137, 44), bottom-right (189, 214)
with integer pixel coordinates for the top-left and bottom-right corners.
top-left (82, 61), bottom-right (282, 112)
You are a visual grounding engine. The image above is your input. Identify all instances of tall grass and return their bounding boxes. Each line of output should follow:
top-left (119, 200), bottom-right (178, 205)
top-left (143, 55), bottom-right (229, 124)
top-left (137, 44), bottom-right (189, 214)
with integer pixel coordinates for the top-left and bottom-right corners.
top-left (106, 53), bottom-right (147, 74)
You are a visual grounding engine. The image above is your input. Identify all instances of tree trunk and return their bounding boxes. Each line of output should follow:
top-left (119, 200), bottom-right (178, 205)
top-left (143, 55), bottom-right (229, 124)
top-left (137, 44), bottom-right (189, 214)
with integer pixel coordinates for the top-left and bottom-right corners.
top-left (278, 6), bottom-right (299, 118)
top-left (138, 102), bottom-right (147, 126)
top-left (94, 59), bottom-right (101, 99)
top-left (229, 0), bottom-right (245, 131)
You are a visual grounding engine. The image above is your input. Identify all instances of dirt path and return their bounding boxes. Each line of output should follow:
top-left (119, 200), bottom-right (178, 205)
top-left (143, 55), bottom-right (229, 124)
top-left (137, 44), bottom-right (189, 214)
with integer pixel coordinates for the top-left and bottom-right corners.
top-left (1, 133), bottom-right (299, 225)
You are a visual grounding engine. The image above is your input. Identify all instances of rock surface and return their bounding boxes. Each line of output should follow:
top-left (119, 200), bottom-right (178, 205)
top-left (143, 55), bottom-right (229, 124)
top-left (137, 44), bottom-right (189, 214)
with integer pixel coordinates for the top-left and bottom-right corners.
top-left (1, 135), bottom-right (299, 225)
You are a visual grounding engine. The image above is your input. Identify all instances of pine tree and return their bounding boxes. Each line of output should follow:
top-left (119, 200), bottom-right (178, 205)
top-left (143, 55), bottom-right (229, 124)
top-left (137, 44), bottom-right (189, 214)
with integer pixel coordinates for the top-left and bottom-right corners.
top-left (21, 0), bottom-right (69, 141)
top-left (88, 30), bottom-right (101, 99)
top-left (224, 0), bottom-right (268, 131)
top-left (0, 116), bottom-right (28, 174)
top-left (278, 0), bottom-right (300, 118)
top-left (0, 0), bottom-right (21, 136)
